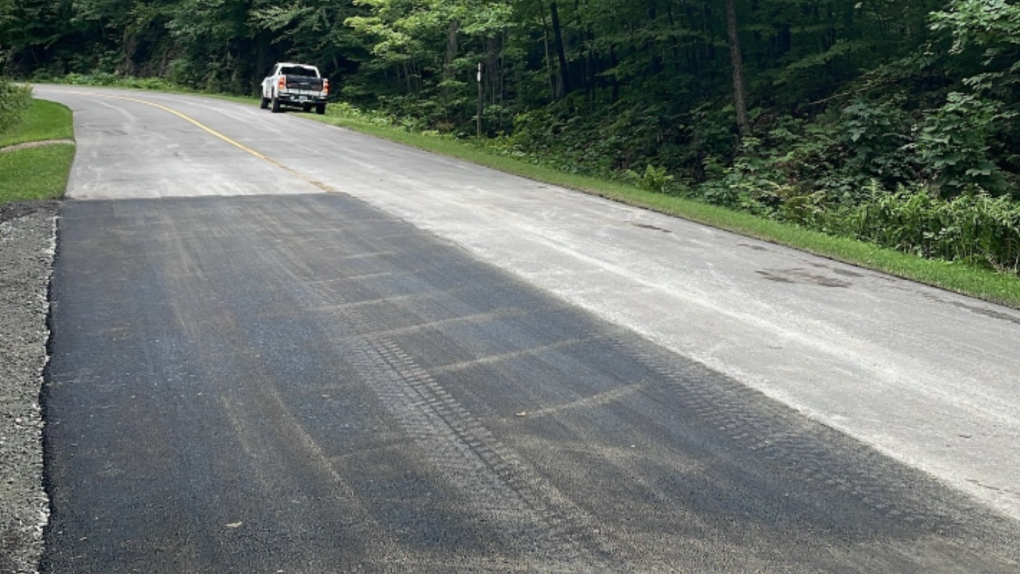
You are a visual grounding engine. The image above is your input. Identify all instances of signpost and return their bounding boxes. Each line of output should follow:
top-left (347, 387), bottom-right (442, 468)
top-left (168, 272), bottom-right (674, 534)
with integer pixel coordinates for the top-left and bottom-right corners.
top-left (477, 63), bottom-right (483, 138)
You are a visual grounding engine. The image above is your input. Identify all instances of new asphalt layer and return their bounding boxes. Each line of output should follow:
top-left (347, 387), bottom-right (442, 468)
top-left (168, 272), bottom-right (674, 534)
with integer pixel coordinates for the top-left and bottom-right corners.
top-left (34, 86), bottom-right (1020, 572)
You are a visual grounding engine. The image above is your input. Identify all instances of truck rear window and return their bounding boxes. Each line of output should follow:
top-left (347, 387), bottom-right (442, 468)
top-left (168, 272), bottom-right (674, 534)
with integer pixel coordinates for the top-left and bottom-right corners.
top-left (280, 66), bottom-right (317, 77)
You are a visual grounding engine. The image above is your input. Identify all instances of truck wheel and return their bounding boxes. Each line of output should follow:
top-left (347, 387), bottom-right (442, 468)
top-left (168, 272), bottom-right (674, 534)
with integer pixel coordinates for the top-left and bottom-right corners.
top-left (260, 96), bottom-right (269, 110)
top-left (302, 104), bottom-right (311, 113)
top-left (271, 95), bottom-right (282, 113)
top-left (315, 103), bottom-right (326, 115)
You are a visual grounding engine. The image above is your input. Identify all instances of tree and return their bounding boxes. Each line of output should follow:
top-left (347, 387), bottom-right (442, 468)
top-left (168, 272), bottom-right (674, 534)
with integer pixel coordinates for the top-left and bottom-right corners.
top-left (547, 1), bottom-right (567, 98)
top-left (724, 0), bottom-right (750, 137)
top-left (4, 0), bottom-right (1020, 202)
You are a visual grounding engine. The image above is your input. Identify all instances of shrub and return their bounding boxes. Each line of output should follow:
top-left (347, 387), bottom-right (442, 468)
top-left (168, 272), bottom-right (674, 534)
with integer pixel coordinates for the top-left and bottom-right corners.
top-left (62, 73), bottom-right (180, 92)
top-left (823, 183), bottom-right (1020, 272)
top-left (907, 92), bottom-right (1011, 196)
top-left (625, 164), bottom-right (675, 193)
top-left (0, 77), bottom-right (32, 136)
top-left (325, 101), bottom-right (397, 127)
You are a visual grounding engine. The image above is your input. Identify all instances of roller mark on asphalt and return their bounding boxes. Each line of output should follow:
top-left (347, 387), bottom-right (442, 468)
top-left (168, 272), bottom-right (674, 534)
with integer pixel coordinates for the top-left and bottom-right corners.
top-left (66, 90), bottom-right (340, 194)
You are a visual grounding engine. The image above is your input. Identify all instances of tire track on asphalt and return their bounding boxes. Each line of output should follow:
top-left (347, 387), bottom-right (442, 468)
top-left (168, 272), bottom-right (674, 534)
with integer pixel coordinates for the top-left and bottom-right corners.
top-left (253, 205), bottom-right (1020, 571)
top-left (603, 335), bottom-right (1020, 557)
top-left (45, 196), bottom-right (1020, 573)
top-left (146, 206), bottom-right (408, 567)
top-left (241, 223), bottom-right (630, 570)
top-left (291, 280), bottom-right (620, 570)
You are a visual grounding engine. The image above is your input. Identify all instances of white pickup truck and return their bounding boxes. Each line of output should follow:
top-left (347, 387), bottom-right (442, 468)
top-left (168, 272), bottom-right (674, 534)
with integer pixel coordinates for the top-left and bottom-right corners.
top-left (260, 62), bottom-right (329, 114)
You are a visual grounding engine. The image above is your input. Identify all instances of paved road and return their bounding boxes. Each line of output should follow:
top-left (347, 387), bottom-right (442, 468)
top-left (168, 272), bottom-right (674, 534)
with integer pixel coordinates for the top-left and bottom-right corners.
top-left (36, 86), bottom-right (1020, 572)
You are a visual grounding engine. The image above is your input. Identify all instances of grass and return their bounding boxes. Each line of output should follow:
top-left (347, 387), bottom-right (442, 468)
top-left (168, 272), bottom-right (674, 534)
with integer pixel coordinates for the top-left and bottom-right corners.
top-left (0, 99), bottom-right (75, 204)
top-left (0, 146), bottom-right (75, 203)
top-left (0, 99), bottom-right (73, 147)
top-left (30, 75), bottom-right (1020, 307)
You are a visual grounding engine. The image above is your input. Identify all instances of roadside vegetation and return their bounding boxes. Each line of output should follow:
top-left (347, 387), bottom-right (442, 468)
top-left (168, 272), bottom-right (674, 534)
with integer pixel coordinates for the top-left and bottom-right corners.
top-left (0, 75), bottom-right (30, 135)
top-left (0, 79), bottom-right (74, 204)
top-left (2, 0), bottom-right (1020, 306)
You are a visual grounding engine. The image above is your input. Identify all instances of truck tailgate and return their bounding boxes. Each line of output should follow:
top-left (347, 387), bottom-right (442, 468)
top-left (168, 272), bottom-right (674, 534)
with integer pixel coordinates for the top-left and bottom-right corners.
top-left (285, 76), bottom-right (324, 92)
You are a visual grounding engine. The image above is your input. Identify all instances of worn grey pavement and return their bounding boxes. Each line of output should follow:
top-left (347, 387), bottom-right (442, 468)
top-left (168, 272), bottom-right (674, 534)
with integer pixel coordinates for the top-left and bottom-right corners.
top-left (32, 86), bottom-right (1020, 572)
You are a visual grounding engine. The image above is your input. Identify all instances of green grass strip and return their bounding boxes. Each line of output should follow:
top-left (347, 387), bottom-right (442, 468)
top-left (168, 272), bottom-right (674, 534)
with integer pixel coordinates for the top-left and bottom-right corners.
top-left (0, 99), bottom-right (74, 147)
top-left (0, 98), bottom-right (75, 204)
top-left (0, 145), bottom-right (75, 203)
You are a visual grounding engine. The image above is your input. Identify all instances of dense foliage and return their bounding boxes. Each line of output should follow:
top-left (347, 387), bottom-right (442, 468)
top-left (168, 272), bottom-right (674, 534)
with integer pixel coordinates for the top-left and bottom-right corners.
top-left (3, 0), bottom-right (1020, 271)
top-left (0, 77), bottom-right (30, 136)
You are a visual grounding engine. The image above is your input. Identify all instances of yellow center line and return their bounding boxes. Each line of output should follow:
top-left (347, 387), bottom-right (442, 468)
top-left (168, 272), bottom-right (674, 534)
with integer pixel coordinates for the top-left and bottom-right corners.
top-left (70, 90), bottom-right (339, 194)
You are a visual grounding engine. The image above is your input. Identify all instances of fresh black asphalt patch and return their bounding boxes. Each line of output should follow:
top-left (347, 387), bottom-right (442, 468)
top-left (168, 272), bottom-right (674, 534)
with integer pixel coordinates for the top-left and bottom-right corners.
top-left (43, 194), bottom-right (1020, 573)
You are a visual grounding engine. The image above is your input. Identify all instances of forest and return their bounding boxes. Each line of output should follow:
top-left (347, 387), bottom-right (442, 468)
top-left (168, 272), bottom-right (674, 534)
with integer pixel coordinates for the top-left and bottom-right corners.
top-left (2, 0), bottom-right (1020, 273)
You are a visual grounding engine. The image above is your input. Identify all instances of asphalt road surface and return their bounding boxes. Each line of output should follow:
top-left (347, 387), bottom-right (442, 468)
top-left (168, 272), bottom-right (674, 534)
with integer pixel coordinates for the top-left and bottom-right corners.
top-left (36, 86), bottom-right (1020, 573)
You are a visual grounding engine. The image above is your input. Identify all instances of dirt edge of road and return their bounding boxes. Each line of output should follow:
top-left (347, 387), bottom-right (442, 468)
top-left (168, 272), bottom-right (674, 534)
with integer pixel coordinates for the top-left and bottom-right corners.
top-left (0, 141), bottom-right (75, 154)
top-left (0, 201), bottom-right (57, 574)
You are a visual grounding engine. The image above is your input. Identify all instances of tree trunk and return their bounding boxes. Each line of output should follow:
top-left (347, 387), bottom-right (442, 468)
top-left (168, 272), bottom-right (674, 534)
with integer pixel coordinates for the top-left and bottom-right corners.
top-left (609, 43), bottom-right (619, 103)
top-left (443, 20), bottom-right (460, 121)
top-left (444, 20), bottom-right (460, 76)
top-left (120, 30), bottom-right (138, 76)
top-left (724, 0), bottom-right (750, 138)
top-left (538, 1), bottom-right (556, 99)
top-left (549, 2), bottom-right (570, 98)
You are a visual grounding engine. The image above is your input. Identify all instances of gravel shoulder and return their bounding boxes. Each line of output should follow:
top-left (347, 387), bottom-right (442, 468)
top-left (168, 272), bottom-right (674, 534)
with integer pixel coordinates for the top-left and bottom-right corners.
top-left (0, 201), bottom-right (57, 574)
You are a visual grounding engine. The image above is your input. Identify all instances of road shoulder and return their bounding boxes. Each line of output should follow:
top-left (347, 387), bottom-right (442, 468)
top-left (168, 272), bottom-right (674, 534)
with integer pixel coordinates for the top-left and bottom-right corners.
top-left (0, 201), bottom-right (57, 574)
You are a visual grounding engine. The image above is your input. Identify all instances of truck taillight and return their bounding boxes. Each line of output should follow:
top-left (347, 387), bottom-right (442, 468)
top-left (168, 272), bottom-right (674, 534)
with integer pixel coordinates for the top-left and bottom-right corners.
top-left (323, 79), bottom-right (329, 96)
top-left (278, 76), bottom-right (286, 90)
